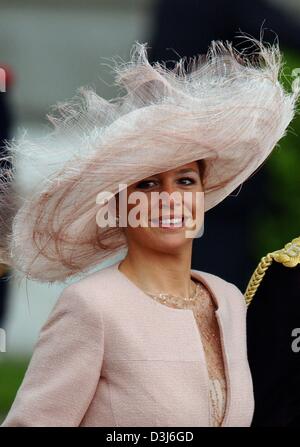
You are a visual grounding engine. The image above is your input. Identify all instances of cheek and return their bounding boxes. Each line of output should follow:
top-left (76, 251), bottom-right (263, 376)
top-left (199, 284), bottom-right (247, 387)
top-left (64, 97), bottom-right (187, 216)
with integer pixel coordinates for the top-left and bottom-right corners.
top-left (193, 191), bottom-right (205, 213)
top-left (181, 190), bottom-right (204, 216)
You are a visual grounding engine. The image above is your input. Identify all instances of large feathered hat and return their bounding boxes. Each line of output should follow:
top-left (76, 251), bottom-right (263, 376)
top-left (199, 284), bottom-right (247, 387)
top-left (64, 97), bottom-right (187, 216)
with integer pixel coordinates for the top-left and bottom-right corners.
top-left (0, 36), bottom-right (299, 283)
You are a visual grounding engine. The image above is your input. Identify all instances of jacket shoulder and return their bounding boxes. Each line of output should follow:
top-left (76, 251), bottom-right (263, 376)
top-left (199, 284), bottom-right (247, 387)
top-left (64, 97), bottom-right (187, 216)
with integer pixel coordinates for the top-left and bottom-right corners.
top-left (57, 262), bottom-right (121, 310)
top-left (192, 269), bottom-right (247, 310)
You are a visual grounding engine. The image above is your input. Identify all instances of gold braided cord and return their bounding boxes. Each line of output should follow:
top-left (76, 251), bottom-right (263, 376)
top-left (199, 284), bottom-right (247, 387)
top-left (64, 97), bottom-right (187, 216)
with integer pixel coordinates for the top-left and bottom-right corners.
top-left (244, 254), bottom-right (274, 307)
top-left (244, 236), bottom-right (300, 307)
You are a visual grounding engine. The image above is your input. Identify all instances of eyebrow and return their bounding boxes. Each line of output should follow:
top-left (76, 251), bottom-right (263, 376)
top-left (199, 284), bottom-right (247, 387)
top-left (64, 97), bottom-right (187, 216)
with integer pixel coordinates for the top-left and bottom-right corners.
top-left (142, 167), bottom-right (199, 181)
top-left (175, 168), bottom-right (199, 175)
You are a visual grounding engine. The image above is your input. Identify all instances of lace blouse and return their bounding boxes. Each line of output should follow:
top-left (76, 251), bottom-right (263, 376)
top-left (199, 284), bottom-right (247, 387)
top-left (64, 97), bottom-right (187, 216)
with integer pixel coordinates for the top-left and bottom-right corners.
top-left (191, 280), bottom-right (227, 427)
top-left (147, 278), bottom-right (227, 427)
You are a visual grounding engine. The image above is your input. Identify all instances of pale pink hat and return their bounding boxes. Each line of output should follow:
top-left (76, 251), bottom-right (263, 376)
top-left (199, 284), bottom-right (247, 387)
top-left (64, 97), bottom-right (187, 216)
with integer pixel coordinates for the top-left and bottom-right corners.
top-left (0, 36), bottom-right (299, 283)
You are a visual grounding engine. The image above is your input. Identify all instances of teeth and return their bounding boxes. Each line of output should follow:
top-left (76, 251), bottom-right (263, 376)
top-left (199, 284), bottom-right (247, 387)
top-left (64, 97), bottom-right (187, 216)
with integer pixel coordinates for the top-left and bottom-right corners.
top-left (161, 218), bottom-right (182, 224)
top-left (150, 217), bottom-right (183, 225)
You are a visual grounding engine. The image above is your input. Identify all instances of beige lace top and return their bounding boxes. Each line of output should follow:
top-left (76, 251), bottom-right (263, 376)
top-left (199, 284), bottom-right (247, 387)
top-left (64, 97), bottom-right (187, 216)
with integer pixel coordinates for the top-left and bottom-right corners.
top-left (191, 279), bottom-right (227, 426)
top-left (150, 278), bottom-right (227, 427)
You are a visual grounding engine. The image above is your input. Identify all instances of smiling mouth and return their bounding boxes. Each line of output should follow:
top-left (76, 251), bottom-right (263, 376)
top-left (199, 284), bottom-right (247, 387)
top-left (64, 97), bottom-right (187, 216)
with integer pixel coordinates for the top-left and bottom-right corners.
top-left (149, 216), bottom-right (186, 227)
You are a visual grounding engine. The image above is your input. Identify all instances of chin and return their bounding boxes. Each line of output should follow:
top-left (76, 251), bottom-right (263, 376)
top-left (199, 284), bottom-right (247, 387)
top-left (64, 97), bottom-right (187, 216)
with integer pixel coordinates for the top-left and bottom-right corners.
top-left (148, 231), bottom-right (191, 251)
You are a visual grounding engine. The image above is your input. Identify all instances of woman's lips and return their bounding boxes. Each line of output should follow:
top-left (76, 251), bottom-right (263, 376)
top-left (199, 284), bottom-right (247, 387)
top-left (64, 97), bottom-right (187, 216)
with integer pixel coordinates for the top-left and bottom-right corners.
top-left (149, 216), bottom-right (186, 227)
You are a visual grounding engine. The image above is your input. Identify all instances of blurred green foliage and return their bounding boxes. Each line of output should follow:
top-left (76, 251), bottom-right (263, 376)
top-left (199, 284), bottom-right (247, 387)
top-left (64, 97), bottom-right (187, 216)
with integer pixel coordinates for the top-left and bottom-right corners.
top-left (0, 357), bottom-right (29, 423)
top-left (250, 46), bottom-right (300, 259)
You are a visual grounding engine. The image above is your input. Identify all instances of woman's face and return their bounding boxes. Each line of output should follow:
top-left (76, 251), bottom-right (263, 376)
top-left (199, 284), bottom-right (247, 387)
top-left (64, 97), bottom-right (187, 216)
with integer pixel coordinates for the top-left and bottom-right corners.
top-left (117, 160), bottom-right (205, 255)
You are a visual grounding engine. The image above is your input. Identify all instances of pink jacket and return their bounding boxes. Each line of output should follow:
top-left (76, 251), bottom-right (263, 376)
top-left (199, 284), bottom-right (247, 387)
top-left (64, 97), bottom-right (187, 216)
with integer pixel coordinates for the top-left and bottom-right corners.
top-left (1, 261), bottom-right (254, 427)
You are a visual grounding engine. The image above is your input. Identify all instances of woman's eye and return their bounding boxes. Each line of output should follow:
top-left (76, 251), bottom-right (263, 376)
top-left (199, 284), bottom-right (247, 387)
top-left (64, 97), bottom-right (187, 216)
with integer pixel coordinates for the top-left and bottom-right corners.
top-left (179, 177), bottom-right (196, 185)
top-left (135, 177), bottom-right (196, 189)
top-left (136, 180), bottom-right (157, 189)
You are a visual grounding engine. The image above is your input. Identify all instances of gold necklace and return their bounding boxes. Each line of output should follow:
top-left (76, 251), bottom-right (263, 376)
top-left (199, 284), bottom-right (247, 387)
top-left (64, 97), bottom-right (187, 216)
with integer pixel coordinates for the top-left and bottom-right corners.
top-left (145, 280), bottom-right (202, 308)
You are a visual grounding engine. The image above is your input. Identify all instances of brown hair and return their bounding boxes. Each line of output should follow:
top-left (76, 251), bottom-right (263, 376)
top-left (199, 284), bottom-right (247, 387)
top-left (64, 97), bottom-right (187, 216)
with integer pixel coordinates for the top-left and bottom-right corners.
top-left (29, 158), bottom-right (207, 280)
top-left (197, 159), bottom-right (206, 185)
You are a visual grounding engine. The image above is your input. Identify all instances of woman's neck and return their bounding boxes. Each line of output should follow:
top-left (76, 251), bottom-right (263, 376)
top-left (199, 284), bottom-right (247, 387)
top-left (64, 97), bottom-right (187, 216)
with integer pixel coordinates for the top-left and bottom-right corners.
top-left (118, 247), bottom-right (195, 297)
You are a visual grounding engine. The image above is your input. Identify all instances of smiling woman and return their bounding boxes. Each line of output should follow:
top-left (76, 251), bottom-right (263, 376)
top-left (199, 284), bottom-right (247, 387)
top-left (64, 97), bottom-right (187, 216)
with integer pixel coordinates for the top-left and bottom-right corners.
top-left (116, 160), bottom-right (204, 253)
top-left (0, 36), bottom-right (299, 427)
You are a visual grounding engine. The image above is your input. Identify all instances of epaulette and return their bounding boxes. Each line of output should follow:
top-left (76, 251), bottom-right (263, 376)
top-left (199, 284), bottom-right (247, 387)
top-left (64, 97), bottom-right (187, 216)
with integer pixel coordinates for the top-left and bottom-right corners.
top-left (244, 236), bottom-right (300, 306)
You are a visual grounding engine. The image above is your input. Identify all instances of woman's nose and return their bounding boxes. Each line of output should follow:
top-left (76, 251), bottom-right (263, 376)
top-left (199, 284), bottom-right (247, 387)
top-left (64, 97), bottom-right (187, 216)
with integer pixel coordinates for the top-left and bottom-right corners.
top-left (159, 182), bottom-right (182, 209)
top-left (160, 181), bottom-right (179, 195)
